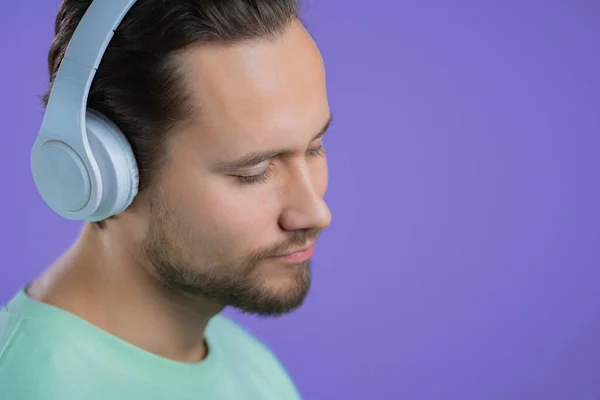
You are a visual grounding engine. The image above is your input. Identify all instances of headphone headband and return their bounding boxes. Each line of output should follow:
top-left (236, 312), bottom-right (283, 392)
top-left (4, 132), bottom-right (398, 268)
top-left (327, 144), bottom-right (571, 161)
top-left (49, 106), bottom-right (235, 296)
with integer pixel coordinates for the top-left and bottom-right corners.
top-left (43, 0), bottom-right (138, 134)
top-left (64, 0), bottom-right (138, 69)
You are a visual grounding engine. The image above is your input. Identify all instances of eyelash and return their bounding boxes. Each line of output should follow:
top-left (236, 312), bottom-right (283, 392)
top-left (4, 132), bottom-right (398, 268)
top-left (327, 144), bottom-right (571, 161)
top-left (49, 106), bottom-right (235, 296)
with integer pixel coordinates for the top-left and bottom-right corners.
top-left (236, 145), bottom-right (326, 185)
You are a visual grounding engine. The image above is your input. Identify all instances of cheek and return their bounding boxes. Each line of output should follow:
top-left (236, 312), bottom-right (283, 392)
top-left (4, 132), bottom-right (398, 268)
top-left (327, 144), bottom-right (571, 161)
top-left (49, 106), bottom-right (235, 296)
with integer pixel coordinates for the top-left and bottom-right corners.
top-left (172, 176), bottom-right (281, 249)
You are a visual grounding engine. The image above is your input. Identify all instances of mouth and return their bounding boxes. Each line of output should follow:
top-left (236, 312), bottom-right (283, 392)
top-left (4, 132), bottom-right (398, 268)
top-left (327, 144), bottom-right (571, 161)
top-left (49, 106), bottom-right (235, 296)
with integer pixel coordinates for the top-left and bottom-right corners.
top-left (270, 243), bottom-right (315, 263)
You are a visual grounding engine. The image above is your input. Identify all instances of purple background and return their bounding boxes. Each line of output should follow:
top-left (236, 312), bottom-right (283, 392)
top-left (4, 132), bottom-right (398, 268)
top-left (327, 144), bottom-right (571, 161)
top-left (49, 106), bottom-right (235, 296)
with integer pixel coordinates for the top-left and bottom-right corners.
top-left (1, 1), bottom-right (599, 399)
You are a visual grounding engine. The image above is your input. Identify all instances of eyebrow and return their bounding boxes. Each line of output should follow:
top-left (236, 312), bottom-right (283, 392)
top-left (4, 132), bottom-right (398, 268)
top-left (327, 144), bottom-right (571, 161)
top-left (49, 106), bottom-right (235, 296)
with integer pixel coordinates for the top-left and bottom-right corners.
top-left (213, 114), bottom-right (333, 172)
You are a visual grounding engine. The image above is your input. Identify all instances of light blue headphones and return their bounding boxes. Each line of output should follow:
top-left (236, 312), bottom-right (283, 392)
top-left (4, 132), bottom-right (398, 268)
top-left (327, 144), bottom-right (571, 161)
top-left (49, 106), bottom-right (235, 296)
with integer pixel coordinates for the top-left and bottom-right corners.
top-left (31, 0), bottom-right (139, 221)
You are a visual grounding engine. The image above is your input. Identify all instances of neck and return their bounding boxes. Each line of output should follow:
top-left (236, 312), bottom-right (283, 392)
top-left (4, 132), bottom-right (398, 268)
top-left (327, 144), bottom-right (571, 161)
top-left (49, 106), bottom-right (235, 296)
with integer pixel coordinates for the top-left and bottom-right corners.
top-left (27, 222), bottom-right (223, 363)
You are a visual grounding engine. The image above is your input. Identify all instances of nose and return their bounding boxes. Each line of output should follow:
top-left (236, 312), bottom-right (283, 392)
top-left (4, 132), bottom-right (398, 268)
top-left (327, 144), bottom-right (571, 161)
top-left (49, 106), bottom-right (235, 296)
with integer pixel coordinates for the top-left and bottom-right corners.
top-left (278, 167), bottom-right (332, 232)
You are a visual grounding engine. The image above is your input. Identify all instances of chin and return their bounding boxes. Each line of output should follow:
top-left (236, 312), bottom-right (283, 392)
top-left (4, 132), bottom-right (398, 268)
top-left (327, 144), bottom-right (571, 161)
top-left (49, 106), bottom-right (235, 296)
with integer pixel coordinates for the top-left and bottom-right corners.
top-left (235, 291), bottom-right (309, 317)
top-left (259, 259), bottom-right (311, 289)
top-left (234, 261), bottom-right (312, 317)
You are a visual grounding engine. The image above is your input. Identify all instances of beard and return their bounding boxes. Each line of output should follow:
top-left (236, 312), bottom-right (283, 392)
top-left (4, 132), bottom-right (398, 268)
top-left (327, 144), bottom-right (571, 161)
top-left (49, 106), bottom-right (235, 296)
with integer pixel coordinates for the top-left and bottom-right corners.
top-left (147, 249), bottom-right (312, 317)
top-left (141, 194), bottom-right (317, 317)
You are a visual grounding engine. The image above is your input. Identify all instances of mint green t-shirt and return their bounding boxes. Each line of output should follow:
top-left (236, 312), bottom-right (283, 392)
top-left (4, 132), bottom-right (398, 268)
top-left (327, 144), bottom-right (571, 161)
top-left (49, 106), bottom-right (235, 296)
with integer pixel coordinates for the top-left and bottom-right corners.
top-left (0, 288), bottom-right (302, 400)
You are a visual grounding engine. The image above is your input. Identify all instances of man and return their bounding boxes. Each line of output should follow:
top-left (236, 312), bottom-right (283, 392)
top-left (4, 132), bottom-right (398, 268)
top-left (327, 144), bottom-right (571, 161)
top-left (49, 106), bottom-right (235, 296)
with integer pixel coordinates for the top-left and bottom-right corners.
top-left (0, 0), bottom-right (332, 398)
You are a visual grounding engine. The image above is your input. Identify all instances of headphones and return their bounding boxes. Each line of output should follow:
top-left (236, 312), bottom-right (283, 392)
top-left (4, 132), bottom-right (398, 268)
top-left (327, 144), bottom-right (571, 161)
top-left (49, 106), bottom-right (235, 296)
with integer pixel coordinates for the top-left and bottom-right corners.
top-left (31, 0), bottom-right (139, 221)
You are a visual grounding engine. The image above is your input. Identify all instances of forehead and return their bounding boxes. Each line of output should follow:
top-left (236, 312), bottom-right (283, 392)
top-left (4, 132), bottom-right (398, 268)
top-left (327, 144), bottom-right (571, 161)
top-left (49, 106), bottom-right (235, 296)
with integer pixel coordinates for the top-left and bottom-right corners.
top-left (175, 20), bottom-right (330, 158)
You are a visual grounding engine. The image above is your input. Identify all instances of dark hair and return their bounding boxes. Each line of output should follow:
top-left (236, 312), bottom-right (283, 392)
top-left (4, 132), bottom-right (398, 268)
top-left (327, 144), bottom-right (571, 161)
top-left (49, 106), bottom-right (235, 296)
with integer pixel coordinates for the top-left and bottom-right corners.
top-left (43, 0), bottom-right (299, 197)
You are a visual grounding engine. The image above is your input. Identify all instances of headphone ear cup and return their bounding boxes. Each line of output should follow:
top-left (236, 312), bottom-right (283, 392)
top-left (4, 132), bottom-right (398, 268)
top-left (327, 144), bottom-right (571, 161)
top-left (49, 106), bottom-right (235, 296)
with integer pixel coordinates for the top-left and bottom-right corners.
top-left (85, 109), bottom-right (139, 221)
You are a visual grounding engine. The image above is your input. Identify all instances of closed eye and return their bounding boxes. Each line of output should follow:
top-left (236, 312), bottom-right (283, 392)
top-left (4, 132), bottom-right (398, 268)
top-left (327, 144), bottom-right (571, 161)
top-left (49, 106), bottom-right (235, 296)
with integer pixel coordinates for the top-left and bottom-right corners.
top-left (235, 145), bottom-right (325, 186)
top-left (307, 144), bottom-right (326, 157)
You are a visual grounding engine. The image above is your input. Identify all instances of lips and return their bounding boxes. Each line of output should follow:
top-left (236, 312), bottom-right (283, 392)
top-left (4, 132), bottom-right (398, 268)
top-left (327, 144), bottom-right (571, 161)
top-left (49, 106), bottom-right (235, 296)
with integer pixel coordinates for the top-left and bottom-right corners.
top-left (271, 243), bottom-right (315, 263)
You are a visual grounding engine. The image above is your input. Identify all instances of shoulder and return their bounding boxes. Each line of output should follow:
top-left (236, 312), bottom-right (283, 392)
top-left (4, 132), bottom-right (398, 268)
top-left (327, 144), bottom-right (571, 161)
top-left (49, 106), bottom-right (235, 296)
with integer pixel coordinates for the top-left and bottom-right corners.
top-left (0, 309), bottom-right (65, 399)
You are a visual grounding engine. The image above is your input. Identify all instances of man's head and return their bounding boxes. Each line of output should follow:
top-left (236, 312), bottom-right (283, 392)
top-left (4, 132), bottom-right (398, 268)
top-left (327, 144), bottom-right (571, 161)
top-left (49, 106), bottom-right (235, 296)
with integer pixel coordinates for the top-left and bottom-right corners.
top-left (44, 0), bottom-right (332, 316)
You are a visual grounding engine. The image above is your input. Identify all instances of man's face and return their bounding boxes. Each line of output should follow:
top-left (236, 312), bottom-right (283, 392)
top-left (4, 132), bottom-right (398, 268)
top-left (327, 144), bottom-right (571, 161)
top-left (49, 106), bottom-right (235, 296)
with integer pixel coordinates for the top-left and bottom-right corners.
top-left (140, 20), bottom-right (332, 316)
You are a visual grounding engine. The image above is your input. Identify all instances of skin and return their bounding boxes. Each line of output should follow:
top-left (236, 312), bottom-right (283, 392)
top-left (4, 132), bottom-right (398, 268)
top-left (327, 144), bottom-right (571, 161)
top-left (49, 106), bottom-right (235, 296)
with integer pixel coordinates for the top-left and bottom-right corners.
top-left (27, 19), bottom-right (332, 363)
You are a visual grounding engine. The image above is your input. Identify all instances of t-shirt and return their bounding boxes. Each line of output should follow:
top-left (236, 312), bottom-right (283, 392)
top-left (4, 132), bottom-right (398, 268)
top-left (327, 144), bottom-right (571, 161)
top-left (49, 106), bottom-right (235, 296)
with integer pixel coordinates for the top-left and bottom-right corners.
top-left (0, 287), bottom-right (302, 400)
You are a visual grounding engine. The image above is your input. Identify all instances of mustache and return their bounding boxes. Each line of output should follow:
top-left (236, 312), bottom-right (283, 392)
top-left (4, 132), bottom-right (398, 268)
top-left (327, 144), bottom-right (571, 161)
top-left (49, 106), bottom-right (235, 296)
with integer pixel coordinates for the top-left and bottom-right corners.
top-left (253, 229), bottom-right (321, 260)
